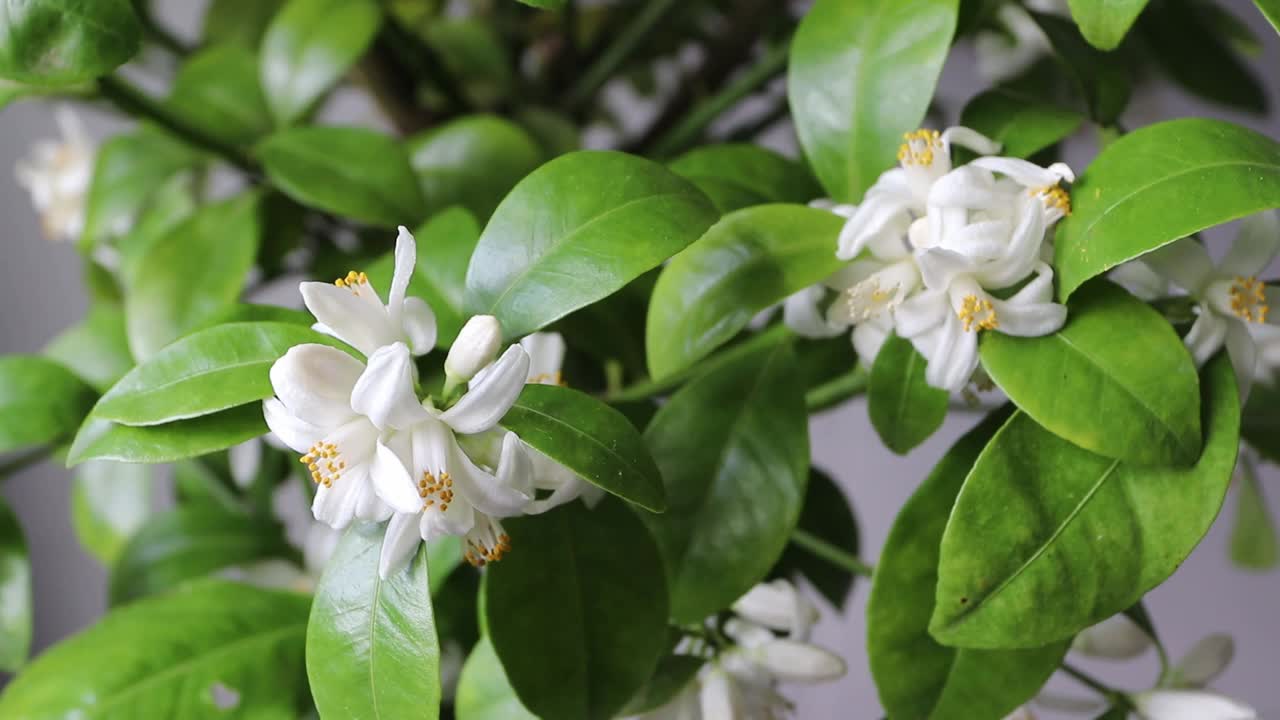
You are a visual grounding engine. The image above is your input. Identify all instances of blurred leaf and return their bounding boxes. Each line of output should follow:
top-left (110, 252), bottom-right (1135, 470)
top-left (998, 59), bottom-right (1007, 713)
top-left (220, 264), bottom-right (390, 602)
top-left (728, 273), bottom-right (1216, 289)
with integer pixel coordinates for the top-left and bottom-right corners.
top-left (1140, 0), bottom-right (1267, 113)
top-left (1257, 0), bottom-right (1280, 35)
top-left (958, 88), bottom-right (1084, 159)
top-left (203, 0), bottom-right (285, 48)
top-left (668, 144), bottom-right (823, 214)
top-left (198, 303), bottom-right (313, 329)
top-left (515, 0), bottom-right (566, 8)
top-left (422, 19), bottom-right (511, 109)
top-left (515, 107), bottom-right (580, 157)
top-left (43, 304), bottom-right (133, 392)
top-left (67, 406), bottom-right (269, 466)
top-left (774, 468), bottom-right (860, 609)
top-left (456, 636), bottom-right (538, 720)
top-left (869, 333), bottom-right (949, 455)
top-left (0, 0), bottom-right (141, 85)
top-left (408, 114), bottom-right (544, 221)
top-left (1230, 455), bottom-right (1278, 570)
top-left (1243, 381), bottom-right (1280, 463)
top-left (72, 460), bottom-right (152, 566)
top-left (0, 497), bottom-right (31, 672)
top-left (169, 44), bottom-right (273, 145)
top-left (1032, 12), bottom-right (1131, 124)
top-left (0, 355), bottom-right (96, 454)
top-left (114, 173), bottom-right (198, 276)
top-left (1066, 0), bottom-right (1150, 49)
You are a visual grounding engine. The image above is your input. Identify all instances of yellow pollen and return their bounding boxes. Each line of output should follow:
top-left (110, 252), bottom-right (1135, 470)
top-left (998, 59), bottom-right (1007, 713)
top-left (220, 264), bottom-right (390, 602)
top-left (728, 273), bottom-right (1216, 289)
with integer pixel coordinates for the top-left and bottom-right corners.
top-left (300, 441), bottom-right (343, 488)
top-left (957, 294), bottom-right (998, 332)
top-left (529, 371), bottom-right (567, 386)
top-left (1229, 276), bottom-right (1269, 323)
top-left (333, 270), bottom-right (370, 294)
top-left (1032, 185), bottom-right (1072, 216)
top-left (898, 129), bottom-right (943, 167)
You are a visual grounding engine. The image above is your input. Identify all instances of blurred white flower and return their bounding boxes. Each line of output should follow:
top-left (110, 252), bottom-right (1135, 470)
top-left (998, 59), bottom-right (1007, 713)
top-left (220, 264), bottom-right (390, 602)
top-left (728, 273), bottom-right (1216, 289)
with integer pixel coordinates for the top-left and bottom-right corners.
top-left (1250, 323), bottom-right (1280, 385)
top-left (1131, 690), bottom-right (1257, 720)
top-left (1166, 634), bottom-right (1235, 689)
top-left (974, 4), bottom-right (1050, 84)
top-left (16, 106), bottom-right (94, 242)
top-left (1110, 259), bottom-right (1171, 302)
top-left (1072, 613), bottom-right (1152, 660)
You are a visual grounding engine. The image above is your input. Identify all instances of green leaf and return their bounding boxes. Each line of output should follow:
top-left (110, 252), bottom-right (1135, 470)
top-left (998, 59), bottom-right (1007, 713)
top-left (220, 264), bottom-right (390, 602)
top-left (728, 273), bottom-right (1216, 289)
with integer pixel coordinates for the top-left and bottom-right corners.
top-left (198, 302), bottom-right (313, 329)
top-left (1243, 382), bottom-right (1280, 463)
top-left (1031, 12), bottom-right (1131, 125)
top-left (260, 0), bottom-right (382, 125)
top-left (109, 507), bottom-right (292, 605)
top-left (515, 107), bottom-right (579, 157)
top-left (0, 497), bottom-right (31, 672)
top-left (788, 0), bottom-right (959, 201)
top-left (1066, 0), bottom-right (1150, 50)
top-left (642, 341), bottom-right (809, 624)
top-left (169, 44), bottom-right (273, 146)
top-left (1230, 455), bottom-right (1278, 570)
top-left (79, 128), bottom-right (199, 252)
top-left (515, 0), bottom-right (566, 8)
top-left (125, 192), bottom-right (262, 360)
top-left (1256, 0), bottom-right (1280, 36)
top-left (668, 144), bottom-right (823, 214)
top-left (365, 207), bottom-right (481, 346)
top-left (308, 523), bottom-right (441, 720)
top-left (67, 405), bottom-right (269, 466)
top-left (456, 636), bottom-right (538, 720)
top-left (203, 0), bottom-right (285, 48)
top-left (618, 653), bottom-right (702, 715)
top-left (114, 174), bottom-right (199, 276)
top-left (93, 322), bottom-right (340, 427)
top-left (421, 19), bottom-right (512, 110)
top-left (1140, 0), bottom-right (1266, 113)
top-left (0, 0), bottom-right (141, 86)
top-left (43, 305), bottom-right (133, 393)
top-left (645, 204), bottom-right (845, 379)
top-left (485, 499), bottom-right (668, 720)
top-left (258, 126), bottom-right (427, 227)
top-left (464, 150), bottom-right (717, 339)
top-left (0, 581), bottom-right (309, 718)
top-left (930, 354), bottom-right (1240, 649)
top-left (981, 281), bottom-right (1201, 466)
top-left (71, 460), bottom-right (152, 567)
top-left (498, 384), bottom-right (665, 512)
top-left (958, 88), bottom-right (1084, 160)
top-left (868, 406), bottom-right (1067, 719)
top-left (1054, 119), bottom-right (1280, 300)
top-left (408, 115), bottom-right (544, 221)
top-left (774, 468), bottom-right (860, 609)
top-left (869, 333), bottom-right (949, 455)
top-left (0, 355), bottom-right (96, 454)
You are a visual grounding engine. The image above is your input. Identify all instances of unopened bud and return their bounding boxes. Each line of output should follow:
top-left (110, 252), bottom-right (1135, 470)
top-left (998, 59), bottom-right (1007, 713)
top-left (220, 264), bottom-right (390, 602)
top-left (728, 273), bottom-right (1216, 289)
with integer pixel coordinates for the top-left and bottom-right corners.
top-left (445, 315), bottom-right (503, 389)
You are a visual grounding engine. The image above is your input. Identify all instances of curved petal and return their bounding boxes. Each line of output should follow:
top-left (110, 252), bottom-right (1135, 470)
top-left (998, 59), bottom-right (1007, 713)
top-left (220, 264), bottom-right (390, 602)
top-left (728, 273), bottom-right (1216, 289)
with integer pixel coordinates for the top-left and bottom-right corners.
top-left (353, 477), bottom-right (392, 523)
top-left (1110, 260), bottom-right (1170, 301)
top-left (229, 439), bottom-right (262, 489)
top-left (992, 298), bottom-right (1067, 337)
top-left (836, 191), bottom-right (912, 260)
top-left (451, 436), bottom-right (529, 517)
top-left (1072, 613), bottom-right (1152, 659)
top-left (944, 219), bottom-right (1012, 261)
top-left (731, 580), bottom-right (817, 637)
top-left (1172, 634), bottom-right (1235, 688)
top-left (784, 286), bottom-right (845, 338)
top-left (1225, 320), bottom-right (1258, 404)
top-left (1185, 309), bottom-right (1229, 366)
top-left (496, 431), bottom-right (536, 498)
top-left (440, 345), bottom-right (530, 434)
top-left (373, 437), bottom-right (425, 514)
top-left (351, 343), bottom-right (431, 431)
top-left (520, 332), bottom-right (567, 381)
top-left (269, 344), bottom-right (364, 425)
top-left (927, 166), bottom-right (1006, 211)
top-left (754, 639), bottom-right (846, 683)
top-left (922, 314), bottom-right (976, 392)
top-left (263, 398), bottom-right (325, 454)
top-left (976, 194), bottom-right (1046, 289)
top-left (420, 496), bottom-right (476, 540)
top-left (402, 297), bottom-right (438, 356)
top-left (969, 156), bottom-right (1071, 187)
top-left (852, 318), bottom-right (890, 364)
top-left (300, 281), bottom-right (395, 356)
top-left (387, 226), bottom-right (418, 329)
top-left (1143, 239), bottom-right (1217, 294)
top-left (916, 248), bottom-right (976, 291)
top-left (379, 511), bottom-right (424, 579)
top-left (895, 289), bottom-right (949, 339)
top-left (1132, 690), bottom-right (1257, 720)
top-left (941, 126), bottom-right (1001, 156)
top-left (312, 480), bottom-right (360, 530)
top-left (1220, 210), bottom-right (1280, 277)
top-left (698, 669), bottom-right (739, 720)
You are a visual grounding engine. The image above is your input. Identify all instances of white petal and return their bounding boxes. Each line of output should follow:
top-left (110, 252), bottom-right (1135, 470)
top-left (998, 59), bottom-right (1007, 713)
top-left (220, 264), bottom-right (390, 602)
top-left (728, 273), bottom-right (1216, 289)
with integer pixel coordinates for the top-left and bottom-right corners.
top-left (373, 438), bottom-right (424, 514)
top-left (942, 126), bottom-right (1001, 156)
top-left (928, 165), bottom-right (1007, 210)
top-left (379, 512), bottom-right (424, 579)
top-left (1172, 634), bottom-right (1235, 688)
top-left (1072, 613), bottom-right (1151, 659)
top-left (420, 495), bottom-right (476, 539)
top-left (992, 298), bottom-right (1066, 337)
top-left (1132, 690), bottom-right (1257, 720)
top-left (731, 580), bottom-right (817, 637)
top-left (228, 439), bottom-right (262, 489)
top-left (1186, 310), bottom-right (1229, 366)
top-left (445, 315), bottom-right (504, 385)
top-left (520, 332), bottom-right (567, 381)
top-left (263, 398), bottom-right (325, 454)
top-left (387, 226), bottom-right (418, 329)
top-left (300, 281), bottom-right (395, 357)
top-left (852, 319), bottom-right (889, 365)
top-left (784, 286), bottom-right (845, 338)
top-left (353, 476), bottom-right (392, 522)
top-left (269, 344), bottom-right (364, 425)
top-left (312, 480), bottom-right (359, 529)
top-left (895, 289), bottom-right (949, 338)
top-left (402, 297), bottom-right (438, 356)
top-left (976, 194), bottom-right (1047, 289)
top-left (451, 438), bottom-right (530, 517)
top-left (969, 156), bottom-right (1069, 187)
top-left (923, 313), bottom-right (977, 392)
top-left (1225, 321), bottom-right (1257, 404)
top-left (917, 248), bottom-right (977, 291)
top-left (1111, 260), bottom-right (1170, 301)
top-left (496, 431), bottom-right (536, 498)
top-left (754, 640), bottom-right (846, 682)
top-left (836, 190), bottom-right (912, 260)
top-left (1220, 210), bottom-right (1280, 278)
top-left (1143, 239), bottom-right (1217, 294)
top-left (351, 343), bottom-right (431, 431)
top-left (698, 669), bottom-right (739, 720)
top-left (440, 345), bottom-right (530, 434)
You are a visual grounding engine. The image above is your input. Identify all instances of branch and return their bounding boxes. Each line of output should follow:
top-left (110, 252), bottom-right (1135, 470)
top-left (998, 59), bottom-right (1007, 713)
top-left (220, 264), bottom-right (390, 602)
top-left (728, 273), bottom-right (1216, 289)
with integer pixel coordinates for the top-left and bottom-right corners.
top-left (790, 528), bottom-right (874, 577)
top-left (564, 0), bottom-right (682, 112)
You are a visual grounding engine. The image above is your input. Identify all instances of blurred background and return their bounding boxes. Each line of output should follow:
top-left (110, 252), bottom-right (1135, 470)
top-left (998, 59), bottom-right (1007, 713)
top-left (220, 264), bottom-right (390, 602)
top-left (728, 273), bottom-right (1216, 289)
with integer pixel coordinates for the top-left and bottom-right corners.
top-left (2, 0), bottom-right (1279, 717)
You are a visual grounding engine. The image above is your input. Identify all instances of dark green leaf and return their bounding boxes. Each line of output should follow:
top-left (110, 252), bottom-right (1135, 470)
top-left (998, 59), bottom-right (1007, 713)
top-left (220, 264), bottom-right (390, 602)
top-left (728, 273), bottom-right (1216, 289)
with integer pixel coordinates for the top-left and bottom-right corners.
top-left (258, 126), bottom-right (427, 227)
top-left (421, 19), bottom-right (511, 110)
top-left (1230, 455), bottom-right (1278, 570)
top-left (464, 150), bottom-right (717, 339)
top-left (1055, 119), bottom-right (1280, 300)
top-left (1140, 0), bottom-right (1266, 113)
top-left (788, 0), bottom-right (958, 201)
top-left (169, 44), bottom-right (273, 146)
top-left (0, 497), bottom-right (31, 672)
top-left (931, 354), bottom-right (1240, 649)
top-left (1257, 0), bottom-right (1280, 35)
top-left (308, 523), bottom-right (441, 720)
top-left (485, 499), bottom-right (668, 720)
top-left (408, 115), bottom-right (544, 221)
top-left (958, 88), bottom-right (1084, 159)
top-left (0, 581), bottom-right (309, 718)
top-left (67, 405), bottom-right (268, 466)
top-left (79, 128), bottom-right (199, 252)
top-left (1243, 382), bottom-right (1280, 463)
top-left (1066, 0), bottom-right (1150, 50)
top-left (1032, 12), bottom-right (1131, 124)
top-left (515, 0), bottom-right (566, 9)
top-left (0, 0), bottom-right (141, 85)
top-left (774, 468), bottom-right (860, 609)
top-left (618, 654), bottom-right (702, 715)
top-left (203, 0), bottom-right (284, 48)
top-left (668, 144), bottom-right (823, 214)
top-left (455, 636), bottom-right (538, 720)
top-left (71, 460), bottom-right (152, 567)
top-left (642, 341), bottom-right (809, 623)
top-left (498, 384), bottom-right (665, 512)
top-left (43, 304), bottom-right (133, 393)
top-left (515, 107), bottom-right (579, 157)
top-left (869, 333), bottom-right (949, 455)
top-left (645, 204), bottom-right (845, 379)
top-left (0, 355), bottom-right (96, 454)
top-left (260, 0), bottom-right (382, 125)
top-left (981, 281), bottom-right (1201, 466)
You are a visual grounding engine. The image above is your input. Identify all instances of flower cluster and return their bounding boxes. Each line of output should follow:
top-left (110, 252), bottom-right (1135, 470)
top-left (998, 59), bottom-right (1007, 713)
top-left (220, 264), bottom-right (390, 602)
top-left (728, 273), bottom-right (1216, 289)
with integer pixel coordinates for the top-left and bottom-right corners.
top-left (795, 126), bottom-right (1075, 393)
top-left (263, 227), bottom-right (595, 578)
top-left (15, 106), bottom-right (94, 243)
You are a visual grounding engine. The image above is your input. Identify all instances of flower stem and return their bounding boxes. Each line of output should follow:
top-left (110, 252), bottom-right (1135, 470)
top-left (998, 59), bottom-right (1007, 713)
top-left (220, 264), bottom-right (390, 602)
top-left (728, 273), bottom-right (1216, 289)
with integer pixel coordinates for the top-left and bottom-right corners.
top-left (790, 528), bottom-right (874, 577)
top-left (602, 325), bottom-right (790, 404)
top-left (565, 0), bottom-right (681, 112)
top-left (806, 366), bottom-right (869, 412)
top-left (1061, 661), bottom-right (1131, 710)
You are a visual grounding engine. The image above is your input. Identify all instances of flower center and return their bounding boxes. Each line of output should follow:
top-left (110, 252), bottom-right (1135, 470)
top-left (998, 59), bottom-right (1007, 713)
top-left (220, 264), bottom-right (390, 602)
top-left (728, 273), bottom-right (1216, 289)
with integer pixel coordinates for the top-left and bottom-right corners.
top-left (529, 371), bottom-right (566, 386)
top-left (897, 129), bottom-right (942, 168)
top-left (1229, 275), bottom-right (1269, 323)
top-left (957, 294), bottom-right (999, 332)
top-left (1032, 185), bottom-right (1071, 216)
top-left (333, 270), bottom-right (370, 295)
top-left (464, 517), bottom-right (513, 568)
top-left (300, 441), bottom-right (346, 488)
top-left (418, 470), bottom-right (455, 512)
top-left (845, 278), bottom-right (899, 321)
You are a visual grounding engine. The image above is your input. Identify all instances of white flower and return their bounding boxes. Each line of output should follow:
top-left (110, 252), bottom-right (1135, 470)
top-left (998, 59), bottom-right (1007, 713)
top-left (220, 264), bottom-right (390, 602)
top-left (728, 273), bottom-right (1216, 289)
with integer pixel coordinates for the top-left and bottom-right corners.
top-left (1166, 634), bottom-right (1235, 689)
top-left (974, 3), bottom-right (1050, 84)
top-left (15, 106), bottom-right (94, 242)
top-left (301, 226), bottom-right (438, 358)
top-left (1111, 259), bottom-right (1171, 302)
top-left (1142, 211), bottom-right (1280, 400)
top-left (444, 314), bottom-right (503, 391)
top-left (1131, 690), bottom-right (1257, 720)
top-left (730, 579), bottom-right (820, 640)
top-left (1072, 613), bottom-right (1153, 660)
top-left (229, 439), bottom-right (263, 489)
top-left (1250, 323), bottom-right (1280, 385)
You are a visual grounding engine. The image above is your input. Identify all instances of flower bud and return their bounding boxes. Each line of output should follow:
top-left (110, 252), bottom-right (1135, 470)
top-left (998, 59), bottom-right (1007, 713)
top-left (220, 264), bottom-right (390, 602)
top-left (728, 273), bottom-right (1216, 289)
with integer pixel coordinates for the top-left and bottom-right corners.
top-left (754, 639), bottom-right (846, 683)
top-left (1131, 690), bottom-right (1258, 720)
top-left (445, 315), bottom-right (503, 388)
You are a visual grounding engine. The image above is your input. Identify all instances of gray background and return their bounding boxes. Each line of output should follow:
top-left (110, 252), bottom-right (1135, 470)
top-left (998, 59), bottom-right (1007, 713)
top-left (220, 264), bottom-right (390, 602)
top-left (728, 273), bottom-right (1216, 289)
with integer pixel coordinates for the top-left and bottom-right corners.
top-left (2, 1), bottom-right (1279, 717)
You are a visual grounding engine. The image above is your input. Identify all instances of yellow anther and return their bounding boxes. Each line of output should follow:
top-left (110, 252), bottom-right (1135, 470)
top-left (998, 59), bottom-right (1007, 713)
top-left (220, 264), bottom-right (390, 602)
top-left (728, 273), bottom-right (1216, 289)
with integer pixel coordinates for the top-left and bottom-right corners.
top-left (957, 294), bottom-right (999, 332)
top-left (1032, 184), bottom-right (1072, 216)
top-left (1229, 276), bottom-right (1269, 323)
top-left (333, 270), bottom-right (370, 294)
top-left (302, 440), bottom-right (344, 487)
top-left (898, 129), bottom-right (943, 167)
top-left (530, 371), bottom-right (567, 386)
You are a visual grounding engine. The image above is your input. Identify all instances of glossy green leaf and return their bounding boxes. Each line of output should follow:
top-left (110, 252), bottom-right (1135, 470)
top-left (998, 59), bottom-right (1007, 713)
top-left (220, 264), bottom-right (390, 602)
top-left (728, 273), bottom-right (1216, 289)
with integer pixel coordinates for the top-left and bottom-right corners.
top-left (1230, 455), bottom-right (1278, 570)
top-left (260, 0), bottom-right (382, 125)
top-left (465, 150), bottom-right (717, 339)
top-left (668, 144), bottom-right (823, 214)
top-left (67, 405), bottom-right (268, 466)
top-left (456, 636), bottom-right (538, 720)
top-left (774, 468), bottom-right (860, 609)
top-left (0, 581), bottom-right (309, 718)
top-left (125, 192), bottom-right (262, 360)
top-left (0, 497), bottom-right (31, 672)
top-left (0, 0), bottom-right (141, 85)
top-left (1066, 0), bottom-right (1149, 50)
top-left (258, 126), bottom-right (427, 227)
top-left (198, 302), bottom-right (313, 329)
top-left (642, 341), bottom-right (808, 623)
top-left (485, 499), bottom-right (668, 720)
top-left (931, 354), bottom-right (1240, 649)
top-left (788, 0), bottom-right (958, 201)
top-left (645, 204), bottom-right (845, 379)
top-left (109, 507), bottom-right (292, 605)
top-left (114, 174), bottom-right (199, 276)
top-left (1257, 0), bottom-right (1280, 35)
top-left (79, 128), bottom-right (199, 252)
top-left (203, 0), bottom-right (284, 48)
top-left (1140, 0), bottom-right (1266, 113)
top-left (408, 115), bottom-right (544, 221)
top-left (869, 406), bottom-right (1067, 719)
top-left (1055, 119), bottom-right (1280, 300)
top-left (0, 355), bottom-right (96, 454)
top-left (365, 207), bottom-right (480, 346)
top-left (71, 460), bottom-right (152, 567)
top-left (981, 281), bottom-right (1201, 466)
top-left (94, 322), bottom-right (339, 427)
top-left (169, 44), bottom-right (272, 146)
top-left (498, 384), bottom-right (665, 512)
top-left (43, 304), bottom-right (133, 393)
top-left (308, 523), bottom-right (440, 720)
top-left (1032, 12), bottom-right (1131, 125)
top-left (958, 88), bottom-right (1084, 159)
top-left (869, 333), bottom-right (949, 455)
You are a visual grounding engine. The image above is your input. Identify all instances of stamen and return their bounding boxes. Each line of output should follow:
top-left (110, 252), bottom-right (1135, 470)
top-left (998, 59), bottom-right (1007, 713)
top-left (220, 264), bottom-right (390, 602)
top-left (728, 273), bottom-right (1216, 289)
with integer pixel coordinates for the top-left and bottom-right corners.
top-left (1032, 185), bottom-right (1072, 216)
top-left (957, 294), bottom-right (998, 332)
top-left (463, 519), bottom-right (512, 567)
top-left (418, 470), bottom-right (456, 511)
top-left (300, 441), bottom-right (343, 488)
top-left (845, 278), bottom-right (898, 321)
top-left (897, 129), bottom-right (943, 167)
top-left (1229, 276), bottom-right (1269, 323)
top-left (333, 270), bottom-right (370, 295)
top-left (529, 371), bottom-right (566, 386)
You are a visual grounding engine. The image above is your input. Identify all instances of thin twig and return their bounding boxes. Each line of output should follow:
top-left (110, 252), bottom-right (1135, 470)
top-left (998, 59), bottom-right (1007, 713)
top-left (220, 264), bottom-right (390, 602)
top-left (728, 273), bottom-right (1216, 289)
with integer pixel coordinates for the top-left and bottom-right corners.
top-left (790, 528), bottom-right (875, 577)
top-left (564, 0), bottom-right (682, 112)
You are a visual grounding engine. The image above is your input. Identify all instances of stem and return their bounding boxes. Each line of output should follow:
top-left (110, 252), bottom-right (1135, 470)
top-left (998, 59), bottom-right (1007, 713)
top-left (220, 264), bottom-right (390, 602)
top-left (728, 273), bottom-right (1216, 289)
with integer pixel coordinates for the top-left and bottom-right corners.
top-left (0, 447), bottom-right (52, 479)
top-left (1061, 662), bottom-right (1127, 707)
top-left (602, 325), bottom-right (790, 404)
top-left (136, 6), bottom-right (192, 56)
top-left (97, 75), bottom-right (259, 173)
top-left (790, 528), bottom-right (874, 577)
top-left (565, 0), bottom-right (681, 111)
top-left (644, 40), bottom-right (790, 157)
top-left (806, 366), bottom-right (869, 412)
